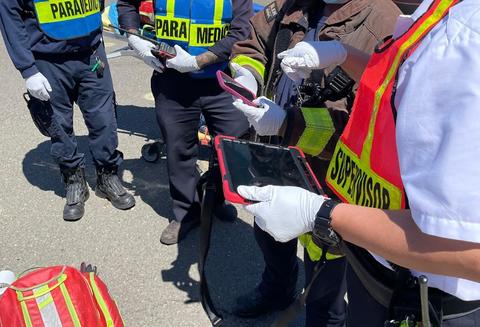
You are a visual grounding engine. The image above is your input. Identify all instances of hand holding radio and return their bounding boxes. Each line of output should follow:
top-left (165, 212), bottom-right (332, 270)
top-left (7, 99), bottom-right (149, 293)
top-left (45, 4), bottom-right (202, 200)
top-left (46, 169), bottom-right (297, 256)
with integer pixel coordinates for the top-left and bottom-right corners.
top-left (232, 96), bottom-right (286, 136)
top-left (238, 185), bottom-right (326, 242)
top-left (128, 35), bottom-right (165, 73)
top-left (166, 45), bottom-right (200, 73)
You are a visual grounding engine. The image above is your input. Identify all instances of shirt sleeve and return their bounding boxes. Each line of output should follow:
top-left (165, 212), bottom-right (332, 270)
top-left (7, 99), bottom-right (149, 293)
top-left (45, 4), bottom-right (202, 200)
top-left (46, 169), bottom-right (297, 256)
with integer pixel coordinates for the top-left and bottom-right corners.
top-left (395, 5), bottom-right (480, 243)
top-left (0, 0), bottom-right (38, 78)
top-left (208, 0), bottom-right (252, 61)
top-left (117, 0), bottom-right (142, 31)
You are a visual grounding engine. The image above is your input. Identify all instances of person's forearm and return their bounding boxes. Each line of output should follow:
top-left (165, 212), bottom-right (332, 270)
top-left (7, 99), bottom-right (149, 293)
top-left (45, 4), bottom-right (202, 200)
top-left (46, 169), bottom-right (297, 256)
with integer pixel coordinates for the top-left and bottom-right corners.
top-left (340, 45), bottom-right (371, 82)
top-left (331, 204), bottom-right (480, 282)
top-left (195, 51), bottom-right (221, 69)
top-left (0, 0), bottom-right (38, 78)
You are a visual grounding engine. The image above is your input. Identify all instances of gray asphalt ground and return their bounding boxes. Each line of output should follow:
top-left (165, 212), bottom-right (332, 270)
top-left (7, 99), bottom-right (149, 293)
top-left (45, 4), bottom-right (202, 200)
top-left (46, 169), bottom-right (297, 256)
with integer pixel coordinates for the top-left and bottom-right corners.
top-left (0, 4), bottom-right (306, 327)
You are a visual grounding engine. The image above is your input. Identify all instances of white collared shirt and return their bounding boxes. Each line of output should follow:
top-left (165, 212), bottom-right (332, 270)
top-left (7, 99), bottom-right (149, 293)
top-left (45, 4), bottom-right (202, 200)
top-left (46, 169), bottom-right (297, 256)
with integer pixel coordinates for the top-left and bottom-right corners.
top-left (373, 0), bottom-right (480, 301)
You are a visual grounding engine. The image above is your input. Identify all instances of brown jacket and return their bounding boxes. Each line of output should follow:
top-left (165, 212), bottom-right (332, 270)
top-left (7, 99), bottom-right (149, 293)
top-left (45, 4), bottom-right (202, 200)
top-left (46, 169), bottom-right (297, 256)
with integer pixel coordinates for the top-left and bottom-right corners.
top-left (230, 0), bottom-right (401, 191)
top-left (232, 0), bottom-right (400, 94)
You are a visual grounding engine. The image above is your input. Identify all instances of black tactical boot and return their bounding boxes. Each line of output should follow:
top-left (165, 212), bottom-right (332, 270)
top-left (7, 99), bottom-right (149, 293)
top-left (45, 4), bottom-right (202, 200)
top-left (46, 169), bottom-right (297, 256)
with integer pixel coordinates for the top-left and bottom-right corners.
top-left (95, 166), bottom-right (135, 210)
top-left (62, 167), bottom-right (89, 221)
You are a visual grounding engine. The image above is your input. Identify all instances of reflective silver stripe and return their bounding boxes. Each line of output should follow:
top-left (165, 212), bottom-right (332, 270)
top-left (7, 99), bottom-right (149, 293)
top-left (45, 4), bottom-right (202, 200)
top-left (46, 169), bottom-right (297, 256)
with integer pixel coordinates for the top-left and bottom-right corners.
top-left (34, 285), bottom-right (63, 326)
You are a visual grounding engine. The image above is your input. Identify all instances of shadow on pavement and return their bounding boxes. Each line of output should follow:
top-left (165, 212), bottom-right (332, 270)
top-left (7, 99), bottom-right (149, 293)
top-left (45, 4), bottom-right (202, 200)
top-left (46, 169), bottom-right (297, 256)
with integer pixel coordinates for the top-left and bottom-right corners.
top-left (116, 104), bottom-right (161, 142)
top-left (22, 137), bottom-right (97, 198)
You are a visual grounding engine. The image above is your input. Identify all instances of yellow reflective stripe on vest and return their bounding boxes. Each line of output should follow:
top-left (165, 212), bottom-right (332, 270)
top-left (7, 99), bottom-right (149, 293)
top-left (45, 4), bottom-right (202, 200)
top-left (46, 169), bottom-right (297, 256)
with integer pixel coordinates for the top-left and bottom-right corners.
top-left (189, 23), bottom-right (230, 47)
top-left (16, 292), bottom-right (33, 327)
top-left (296, 107), bottom-right (335, 156)
top-left (299, 233), bottom-right (343, 261)
top-left (329, 142), bottom-right (402, 209)
top-left (166, 0), bottom-right (174, 14)
top-left (230, 55), bottom-right (266, 80)
top-left (156, 0), bottom-right (229, 46)
top-left (155, 16), bottom-right (190, 41)
top-left (35, 0), bottom-right (100, 24)
top-left (89, 273), bottom-right (115, 327)
top-left (59, 282), bottom-right (82, 327)
top-left (360, 0), bottom-right (454, 165)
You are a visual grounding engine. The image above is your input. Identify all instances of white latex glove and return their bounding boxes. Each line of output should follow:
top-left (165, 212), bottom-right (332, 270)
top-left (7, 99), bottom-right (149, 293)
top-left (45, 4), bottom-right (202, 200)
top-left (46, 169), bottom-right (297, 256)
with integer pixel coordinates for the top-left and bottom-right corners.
top-left (278, 40), bottom-right (347, 82)
top-left (232, 96), bottom-right (286, 136)
top-left (230, 63), bottom-right (258, 96)
top-left (25, 72), bottom-right (52, 101)
top-left (128, 35), bottom-right (164, 73)
top-left (238, 185), bottom-right (325, 242)
top-left (166, 45), bottom-right (200, 73)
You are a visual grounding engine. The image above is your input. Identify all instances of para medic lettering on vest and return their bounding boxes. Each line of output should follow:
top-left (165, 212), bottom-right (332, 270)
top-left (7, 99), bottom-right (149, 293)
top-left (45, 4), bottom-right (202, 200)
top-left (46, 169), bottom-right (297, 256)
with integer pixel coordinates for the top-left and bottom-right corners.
top-left (49, 0), bottom-right (99, 20)
top-left (155, 18), bottom-right (229, 45)
top-left (329, 146), bottom-right (391, 209)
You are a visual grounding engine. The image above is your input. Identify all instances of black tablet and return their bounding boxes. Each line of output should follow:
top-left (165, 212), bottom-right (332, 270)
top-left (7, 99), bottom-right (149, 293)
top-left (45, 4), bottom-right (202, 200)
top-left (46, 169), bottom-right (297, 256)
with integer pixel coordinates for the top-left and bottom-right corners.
top-left (215, 136), bottom-right (323, 204)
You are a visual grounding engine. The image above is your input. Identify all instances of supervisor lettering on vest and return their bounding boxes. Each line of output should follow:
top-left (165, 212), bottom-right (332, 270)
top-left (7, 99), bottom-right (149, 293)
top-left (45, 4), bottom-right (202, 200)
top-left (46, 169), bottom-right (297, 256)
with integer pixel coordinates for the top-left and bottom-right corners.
top-left (154, 0), bottom-right (232, 78)
top-left (33, 0), bottom-right (102, 40)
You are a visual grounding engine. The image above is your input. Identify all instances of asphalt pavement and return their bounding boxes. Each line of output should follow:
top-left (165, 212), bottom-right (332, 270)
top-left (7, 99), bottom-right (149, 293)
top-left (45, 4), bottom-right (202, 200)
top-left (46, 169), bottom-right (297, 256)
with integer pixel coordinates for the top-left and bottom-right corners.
top-left (0, 11), bottom-right (306, 327)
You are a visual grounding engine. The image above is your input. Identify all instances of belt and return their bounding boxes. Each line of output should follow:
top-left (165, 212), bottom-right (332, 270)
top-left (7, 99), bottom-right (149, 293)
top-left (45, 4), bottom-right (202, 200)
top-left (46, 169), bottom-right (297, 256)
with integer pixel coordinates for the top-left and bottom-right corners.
top-left (343, 243), bottom-right (480, 320)
top-left (33, 41), bottom-right (102, 61)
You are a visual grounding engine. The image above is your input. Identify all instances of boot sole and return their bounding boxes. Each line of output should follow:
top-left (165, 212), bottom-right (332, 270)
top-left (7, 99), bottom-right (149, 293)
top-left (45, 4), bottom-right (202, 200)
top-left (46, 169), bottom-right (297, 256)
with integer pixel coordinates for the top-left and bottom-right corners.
top-left (95, 188), bottom-right (135, 210)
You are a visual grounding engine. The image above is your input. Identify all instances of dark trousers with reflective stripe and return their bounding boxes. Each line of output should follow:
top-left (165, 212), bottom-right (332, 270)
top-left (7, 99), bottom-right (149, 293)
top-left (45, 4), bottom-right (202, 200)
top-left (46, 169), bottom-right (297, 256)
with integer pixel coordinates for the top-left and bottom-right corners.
top-left (254, 223), bottom-right (347, 326)
top-left (34, 43), bottom-right (122, 170)
top-left (151, 70), bottom-right (249, 223)
top-left (346, 264), bottom-right (480, 326)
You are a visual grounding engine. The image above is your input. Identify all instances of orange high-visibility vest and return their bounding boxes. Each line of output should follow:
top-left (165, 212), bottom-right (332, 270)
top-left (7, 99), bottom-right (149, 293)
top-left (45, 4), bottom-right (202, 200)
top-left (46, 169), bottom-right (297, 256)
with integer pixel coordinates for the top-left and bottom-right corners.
top-left (326, 0), bottom-right (458, 209)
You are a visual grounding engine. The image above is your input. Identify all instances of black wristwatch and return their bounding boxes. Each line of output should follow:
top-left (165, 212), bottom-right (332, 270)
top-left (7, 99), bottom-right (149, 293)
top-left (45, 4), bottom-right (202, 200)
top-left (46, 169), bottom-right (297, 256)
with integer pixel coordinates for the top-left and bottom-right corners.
top-left (311, 199), bottom-right (342, 248)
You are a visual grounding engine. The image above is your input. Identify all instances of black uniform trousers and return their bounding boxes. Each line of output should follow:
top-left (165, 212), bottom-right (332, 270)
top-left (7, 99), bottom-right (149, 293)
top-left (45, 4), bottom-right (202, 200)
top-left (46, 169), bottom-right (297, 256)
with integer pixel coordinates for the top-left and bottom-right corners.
top-left (151, 70), bottom-right (249, 223)
top-left (34, 42), bottom-right (122, 170)
top-left (254, 223), bottom-right (347, 327)
top-left (346, 265), bottom-right (480, 326)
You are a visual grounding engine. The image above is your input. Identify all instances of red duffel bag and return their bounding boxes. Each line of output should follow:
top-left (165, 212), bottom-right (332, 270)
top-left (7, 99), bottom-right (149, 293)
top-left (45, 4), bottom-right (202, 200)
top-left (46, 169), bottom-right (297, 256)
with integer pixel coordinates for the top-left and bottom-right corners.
top-left (0, 265), bottom-right (124, 327)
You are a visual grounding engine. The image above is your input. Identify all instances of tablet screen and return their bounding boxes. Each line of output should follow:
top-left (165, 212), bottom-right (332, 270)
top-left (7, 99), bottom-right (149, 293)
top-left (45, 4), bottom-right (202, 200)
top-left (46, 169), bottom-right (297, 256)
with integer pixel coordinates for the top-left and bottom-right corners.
top-left (220, 139), bottom-right (312, 191)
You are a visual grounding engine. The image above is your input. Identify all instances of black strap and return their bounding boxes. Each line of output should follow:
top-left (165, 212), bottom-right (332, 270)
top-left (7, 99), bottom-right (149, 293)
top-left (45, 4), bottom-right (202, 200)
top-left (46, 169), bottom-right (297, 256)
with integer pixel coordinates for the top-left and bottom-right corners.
top-left (198, 152), bottom-right (223, 326)
top-left (271, 246), bottom-right (329, 327)
top-left (343, 242), bottom-right (480, 322)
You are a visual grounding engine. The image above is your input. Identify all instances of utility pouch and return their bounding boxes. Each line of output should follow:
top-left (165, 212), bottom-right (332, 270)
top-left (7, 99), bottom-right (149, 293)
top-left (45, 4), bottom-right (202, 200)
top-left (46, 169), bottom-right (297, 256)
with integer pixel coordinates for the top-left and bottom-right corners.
top-left (23, 93), bottom-right (58, 137)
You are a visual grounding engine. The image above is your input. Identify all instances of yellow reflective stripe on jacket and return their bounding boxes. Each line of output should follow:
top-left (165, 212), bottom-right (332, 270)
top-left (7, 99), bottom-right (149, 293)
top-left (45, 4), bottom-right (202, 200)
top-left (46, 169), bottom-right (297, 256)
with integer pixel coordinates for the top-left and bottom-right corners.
top-left (296, 107), bottom-right (335, 156)
top-left (35, 0), bottom-right (100, 24)
top-left (59, 282), bottom-right (82, 327)
top-left (89, 273), bottom-right (115, 327)
top-left (230, 55), bottom-right (266, 80)
top-left (17, 292), bottom-right (33, 327)
top-left (299, 233), bottom-right (343, 261)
